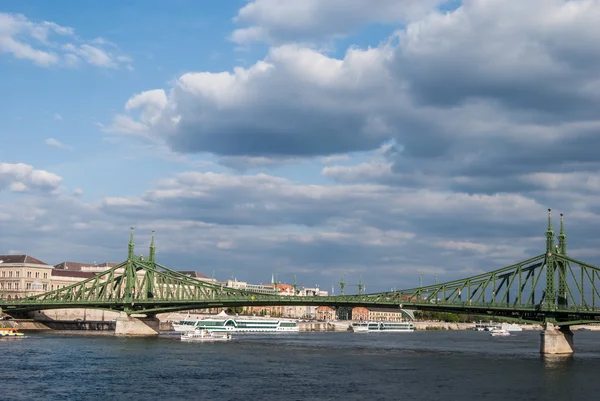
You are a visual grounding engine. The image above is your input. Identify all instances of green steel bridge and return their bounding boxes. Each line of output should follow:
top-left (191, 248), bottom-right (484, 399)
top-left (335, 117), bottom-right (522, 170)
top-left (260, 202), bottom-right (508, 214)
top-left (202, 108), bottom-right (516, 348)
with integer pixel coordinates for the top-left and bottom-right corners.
top-left (2, 210), bottom-right (600, 329)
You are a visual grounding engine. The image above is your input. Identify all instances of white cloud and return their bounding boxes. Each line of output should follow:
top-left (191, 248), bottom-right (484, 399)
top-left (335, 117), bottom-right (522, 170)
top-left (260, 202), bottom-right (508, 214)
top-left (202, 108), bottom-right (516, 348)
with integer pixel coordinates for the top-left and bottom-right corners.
top-left (109, 43), bottom-right (396, 155)
top-left (44, 138), bottom-right (72, 150)
top-left (0, 163), bottom-right (62, 192)
top-left (319, 155), bottom-right (351, 164)
top-left (0, 13), bottom-right (133, 69)
top-left (9, 182), bottom-right (28, 193)
top-left (54, 113), bottom-right (62, 121)
top-left (231, 0), bottom-right (449, 44)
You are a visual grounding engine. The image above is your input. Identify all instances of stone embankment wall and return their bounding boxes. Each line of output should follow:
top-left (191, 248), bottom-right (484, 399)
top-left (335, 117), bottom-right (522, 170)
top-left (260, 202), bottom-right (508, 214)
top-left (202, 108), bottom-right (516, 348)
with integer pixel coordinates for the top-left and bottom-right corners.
top-left (2, 320), bottom-right (50, 330)
top-left (414, 322), bottom-right (474, 331)
top-left (414, 321), bottom-right (543, 330)
top-left (30, 309), bottom-right (121, 321)
top-left (298, 321), bottom-right (351, 332)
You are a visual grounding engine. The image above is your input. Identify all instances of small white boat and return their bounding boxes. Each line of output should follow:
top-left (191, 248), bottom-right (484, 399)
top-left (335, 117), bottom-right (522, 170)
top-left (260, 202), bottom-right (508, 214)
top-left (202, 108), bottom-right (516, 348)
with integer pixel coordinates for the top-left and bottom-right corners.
top-left (351, 322), bottom-right (369, 333)
top-left (181, 328), bottom-right (232, 342)
top-left (501, 323), bottom-right (522, 332)
top-left (490, 328), bottom-right (510, 337)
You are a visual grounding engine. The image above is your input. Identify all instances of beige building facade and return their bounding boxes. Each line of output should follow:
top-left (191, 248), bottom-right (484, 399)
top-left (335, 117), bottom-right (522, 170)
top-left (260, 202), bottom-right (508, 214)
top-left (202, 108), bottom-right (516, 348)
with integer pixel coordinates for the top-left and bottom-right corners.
top-left (351, 307), bottom-right (408, 322)
top-left (0, 255), bottom-right (54, 299)
top-left (0, 256), bottom-right (108, 300)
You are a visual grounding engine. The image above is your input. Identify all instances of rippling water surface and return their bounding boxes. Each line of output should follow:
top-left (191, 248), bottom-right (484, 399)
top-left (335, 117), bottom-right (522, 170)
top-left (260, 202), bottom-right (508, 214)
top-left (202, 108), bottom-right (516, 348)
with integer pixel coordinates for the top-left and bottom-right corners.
top-left (2, 330), bottom-right (600, 400)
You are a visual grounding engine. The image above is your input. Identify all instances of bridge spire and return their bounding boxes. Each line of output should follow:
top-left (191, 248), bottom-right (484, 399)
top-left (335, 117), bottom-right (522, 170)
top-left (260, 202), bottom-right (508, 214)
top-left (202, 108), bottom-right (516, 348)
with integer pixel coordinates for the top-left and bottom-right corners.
top-left (558, 213), bottom-right (567, 255)
top-left (544, 209), bottom-right (558, 310)
top-left (545, 209), bottom-right (555, 254)
top-left (128, 227), bottom-right (135, 260)
top-left (293, 273), bottom-right (297, 295)
top-left (149, 230), bottom-right (156, 263)
top-left (358, 273), bottom-right (365, 295)
top-left (339, 273), bottom-right (346, 296)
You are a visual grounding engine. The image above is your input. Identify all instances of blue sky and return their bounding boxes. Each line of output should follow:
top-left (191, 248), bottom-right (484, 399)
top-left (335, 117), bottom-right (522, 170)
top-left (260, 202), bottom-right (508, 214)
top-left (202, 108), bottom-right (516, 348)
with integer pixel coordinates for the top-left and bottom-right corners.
top-left (2, 0), bottom-right (600, 293)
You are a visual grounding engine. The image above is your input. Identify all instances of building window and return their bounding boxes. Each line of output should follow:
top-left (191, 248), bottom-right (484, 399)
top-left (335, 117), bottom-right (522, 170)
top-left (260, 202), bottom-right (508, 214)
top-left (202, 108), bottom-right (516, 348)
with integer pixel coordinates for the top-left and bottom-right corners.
top-left (35, 272), bottom-right (40, 279)
top-left (0, 283), bottom-right (3, 289)
top-left (51, 285), bottom-right (54, 291)
top-left (1, 271), bottom-right (4, 277)
top-left (43, 273), bottom-right (48, 279)
top-left (14, 283), bottom-right (19, 290)
top-left (43, 284), bottom-right (47, 290)
top-left (27, 271), bottom-right (31, 278)
top-left (16, 271), bottom-right (19, 278)
top-left (26, 283), bottom-right (31, 290)
top-left (7, 283), bottom-right (11, 290)
top-left (8, 271), bottom-right (12, 278)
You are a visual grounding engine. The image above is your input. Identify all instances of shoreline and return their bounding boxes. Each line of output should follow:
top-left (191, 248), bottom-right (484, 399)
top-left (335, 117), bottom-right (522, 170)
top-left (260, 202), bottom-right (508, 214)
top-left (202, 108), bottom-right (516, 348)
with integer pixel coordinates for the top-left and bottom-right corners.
top-left (6, 312), bottom-right (600, 333)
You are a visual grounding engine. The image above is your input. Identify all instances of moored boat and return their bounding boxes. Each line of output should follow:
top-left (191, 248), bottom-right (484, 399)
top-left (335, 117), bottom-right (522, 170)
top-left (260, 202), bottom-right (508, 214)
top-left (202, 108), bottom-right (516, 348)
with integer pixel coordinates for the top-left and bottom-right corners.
top-left (181, 328), bottom-right (232, 342)
top-left (352, 321), bottom-right (414, 333)
top-left (490, 328), bottom-right (510, 337)
top-left (173, 311), bottom-right (299, 334)
top-left (0, 328), bottom-right (24, 337)
top-left (351, 322), bottom-right (369, 333)
top-left (501, 323), bottom-right (522, 332)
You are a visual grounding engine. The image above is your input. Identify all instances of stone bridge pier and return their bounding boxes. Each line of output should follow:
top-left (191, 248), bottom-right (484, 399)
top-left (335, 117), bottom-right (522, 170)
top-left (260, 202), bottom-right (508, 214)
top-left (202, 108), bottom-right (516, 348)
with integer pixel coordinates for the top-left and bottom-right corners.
top-left (540, 322), bottom-right (574, 355)
top-left (115, 312), bottom-right (160, 336)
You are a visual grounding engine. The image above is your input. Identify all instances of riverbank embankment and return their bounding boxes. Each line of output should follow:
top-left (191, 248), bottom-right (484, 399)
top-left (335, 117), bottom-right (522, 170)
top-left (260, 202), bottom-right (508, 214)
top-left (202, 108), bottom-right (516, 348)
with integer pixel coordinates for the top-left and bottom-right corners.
top-left (10, 309), bottom-right (600, 332)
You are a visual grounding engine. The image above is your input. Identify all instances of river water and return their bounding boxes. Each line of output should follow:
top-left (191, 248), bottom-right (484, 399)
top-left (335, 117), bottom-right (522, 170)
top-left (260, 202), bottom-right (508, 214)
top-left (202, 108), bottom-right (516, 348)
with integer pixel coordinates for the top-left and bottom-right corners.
top-left (2, 330), bottom-right (600, 400)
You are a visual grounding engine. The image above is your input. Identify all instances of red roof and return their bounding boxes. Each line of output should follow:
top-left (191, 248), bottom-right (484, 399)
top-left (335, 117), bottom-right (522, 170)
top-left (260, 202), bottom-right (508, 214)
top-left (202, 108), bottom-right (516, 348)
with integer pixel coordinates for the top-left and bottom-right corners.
top-left (0, 255), bottom-right (49, 266)
top-left (51, 270), bottom-right (97, 279)
top-left (54, 261), bottom-right (119, 270)
top-left (178, 271), bottom-right (210, 279)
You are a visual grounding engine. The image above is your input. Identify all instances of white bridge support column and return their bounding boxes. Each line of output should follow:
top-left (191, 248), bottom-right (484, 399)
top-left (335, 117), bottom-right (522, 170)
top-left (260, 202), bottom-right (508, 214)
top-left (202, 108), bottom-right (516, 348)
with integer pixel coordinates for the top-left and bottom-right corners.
top-left (115, 313), bottom-right (160, 336)
top-left (540, 322), bottom-right (574, 355)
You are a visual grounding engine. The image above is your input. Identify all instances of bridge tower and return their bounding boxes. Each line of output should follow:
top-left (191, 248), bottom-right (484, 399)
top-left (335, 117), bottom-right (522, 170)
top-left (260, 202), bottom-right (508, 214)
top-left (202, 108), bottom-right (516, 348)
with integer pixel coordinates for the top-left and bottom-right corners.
top-left (147, 231), bottom-right (156, 299)
top-left (557, 214), bottom-right (568, 308)
top-left (116, 227), bottom-right (161, 335)
top-left (293, 273), bottom-right (298, 295)
top-left (358, 273), bottom-right (365, 295)
top-left (125, 227), bottom-right (136, 307)
top-left (544, 209), bottom-right (557, 310)
top-left (339, 273), bottom-right (346, 296)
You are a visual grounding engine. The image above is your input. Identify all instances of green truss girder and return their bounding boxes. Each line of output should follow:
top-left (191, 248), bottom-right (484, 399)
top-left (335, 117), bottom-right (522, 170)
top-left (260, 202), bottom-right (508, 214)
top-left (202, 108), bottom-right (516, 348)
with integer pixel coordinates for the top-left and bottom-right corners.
top-left (3, 219), bottom-right (600, 326)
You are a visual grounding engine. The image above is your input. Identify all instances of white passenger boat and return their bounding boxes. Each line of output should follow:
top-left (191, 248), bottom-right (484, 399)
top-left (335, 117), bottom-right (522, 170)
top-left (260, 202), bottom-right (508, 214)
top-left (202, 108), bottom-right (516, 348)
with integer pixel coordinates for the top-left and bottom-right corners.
top-left (181, 329), bottom-right (232, 342)
top-left (352, 321), bottom-right (414, 333)
top-left (173, 312), bottom-right (299, 333)
top-left (490, 328), bottom-right (510, 337)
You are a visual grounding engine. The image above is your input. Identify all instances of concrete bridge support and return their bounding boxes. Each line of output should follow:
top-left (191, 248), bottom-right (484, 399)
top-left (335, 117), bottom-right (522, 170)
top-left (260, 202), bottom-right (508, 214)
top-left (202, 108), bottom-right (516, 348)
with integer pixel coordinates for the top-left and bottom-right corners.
top-left (115, 313), bottom-right (160, 336)
top-left (540, 322), bottom-right (574, 355)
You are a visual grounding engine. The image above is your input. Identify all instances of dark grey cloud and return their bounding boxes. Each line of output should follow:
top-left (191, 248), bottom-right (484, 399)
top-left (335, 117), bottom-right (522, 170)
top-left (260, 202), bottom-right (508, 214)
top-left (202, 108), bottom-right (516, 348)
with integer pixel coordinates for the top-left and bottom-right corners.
top-left (109, 1), bottom-right (600, 202)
